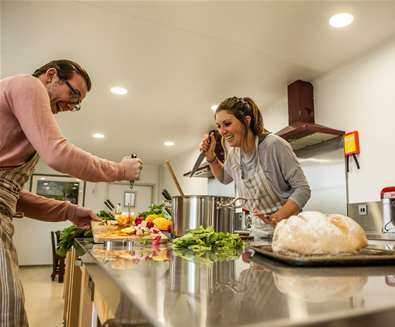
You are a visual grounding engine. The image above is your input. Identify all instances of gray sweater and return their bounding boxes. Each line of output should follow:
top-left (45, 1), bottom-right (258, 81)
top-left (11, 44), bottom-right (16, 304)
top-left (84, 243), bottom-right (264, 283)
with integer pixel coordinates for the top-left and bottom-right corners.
top-left (220, 134), bottom-right (311, 209)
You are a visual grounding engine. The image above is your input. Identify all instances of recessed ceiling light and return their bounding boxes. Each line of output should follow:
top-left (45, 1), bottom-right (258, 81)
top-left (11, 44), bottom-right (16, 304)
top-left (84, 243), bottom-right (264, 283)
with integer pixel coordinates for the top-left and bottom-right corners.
top-left (164, 141), bottom-right (175, 147)
top-left (329, 13), bottom-right (354, 28)
top-left (110, 86), bottom-right (128, 95)
top-left (211, 104), bottom-right (218, 111)
top-left (93, 133), bottom-right (105, 139)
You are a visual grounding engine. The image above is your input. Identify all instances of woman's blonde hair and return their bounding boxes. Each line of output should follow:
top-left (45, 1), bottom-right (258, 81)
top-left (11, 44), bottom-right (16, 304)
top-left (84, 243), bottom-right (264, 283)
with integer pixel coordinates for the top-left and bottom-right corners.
top-left (216, 96), bottom-right (269, 136)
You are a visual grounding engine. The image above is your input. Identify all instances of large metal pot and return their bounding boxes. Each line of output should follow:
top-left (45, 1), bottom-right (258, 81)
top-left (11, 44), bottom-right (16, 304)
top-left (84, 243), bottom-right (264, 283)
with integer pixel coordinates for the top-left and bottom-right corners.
top-left (169, 254), bottom-right (236, 294)
top-left (171, 195), bottom-right (246, 237)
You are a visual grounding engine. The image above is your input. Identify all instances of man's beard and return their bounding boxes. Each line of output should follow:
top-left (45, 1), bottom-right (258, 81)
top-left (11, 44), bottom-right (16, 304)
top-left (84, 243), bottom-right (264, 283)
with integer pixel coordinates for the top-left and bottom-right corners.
top-left (50, 102), bottom-right (61, 114)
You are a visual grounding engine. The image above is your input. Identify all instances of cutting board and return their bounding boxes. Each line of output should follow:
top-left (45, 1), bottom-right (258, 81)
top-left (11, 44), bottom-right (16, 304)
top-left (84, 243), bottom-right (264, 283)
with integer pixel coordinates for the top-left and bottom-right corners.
top-left (91, 221), bottom-right (168, 243)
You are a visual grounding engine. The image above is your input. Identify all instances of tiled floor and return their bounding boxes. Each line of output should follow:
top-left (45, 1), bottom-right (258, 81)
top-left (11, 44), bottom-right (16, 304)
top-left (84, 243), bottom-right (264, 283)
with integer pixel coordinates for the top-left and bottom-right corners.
top-left (19, 266), bottom-right (64, 327)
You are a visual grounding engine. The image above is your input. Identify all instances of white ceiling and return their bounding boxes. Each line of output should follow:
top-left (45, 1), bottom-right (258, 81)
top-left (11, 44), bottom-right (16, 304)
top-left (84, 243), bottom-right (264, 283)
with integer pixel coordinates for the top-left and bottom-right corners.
top-left (2, 1), bottom-right (395, 164)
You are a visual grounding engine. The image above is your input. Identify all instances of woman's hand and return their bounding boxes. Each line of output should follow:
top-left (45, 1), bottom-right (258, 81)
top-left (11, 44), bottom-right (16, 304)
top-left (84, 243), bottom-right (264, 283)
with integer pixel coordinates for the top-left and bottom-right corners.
top-left (199, 131), bottom-right (216, 162)
top-left (253, 208), bottom-right (278, 227)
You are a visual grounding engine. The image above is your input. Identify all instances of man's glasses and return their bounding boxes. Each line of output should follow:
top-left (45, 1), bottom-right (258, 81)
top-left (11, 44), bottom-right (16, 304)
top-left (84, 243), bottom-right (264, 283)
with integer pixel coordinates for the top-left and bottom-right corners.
top-left (63, 80), bottom-right (81, 111)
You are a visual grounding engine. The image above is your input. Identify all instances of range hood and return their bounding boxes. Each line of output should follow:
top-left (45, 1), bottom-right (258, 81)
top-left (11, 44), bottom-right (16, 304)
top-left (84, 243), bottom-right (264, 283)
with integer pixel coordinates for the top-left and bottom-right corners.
top-left (276, 80), bottom-right (344, 151)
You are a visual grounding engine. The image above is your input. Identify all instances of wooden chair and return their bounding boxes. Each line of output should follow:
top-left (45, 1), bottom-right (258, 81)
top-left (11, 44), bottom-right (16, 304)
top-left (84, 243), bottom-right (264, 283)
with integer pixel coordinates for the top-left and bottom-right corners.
top-left (51, 230), bottom-right (65, 283)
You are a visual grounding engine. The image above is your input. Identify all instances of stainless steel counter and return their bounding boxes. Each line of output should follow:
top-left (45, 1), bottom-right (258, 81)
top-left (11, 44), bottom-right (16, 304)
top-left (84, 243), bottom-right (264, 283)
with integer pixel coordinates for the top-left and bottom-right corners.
top-left (77, 239), bottom-right (395, 327)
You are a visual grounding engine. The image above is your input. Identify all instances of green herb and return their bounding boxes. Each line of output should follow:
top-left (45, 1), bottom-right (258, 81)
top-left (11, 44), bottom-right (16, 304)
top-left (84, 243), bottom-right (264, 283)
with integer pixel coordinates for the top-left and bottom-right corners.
top-left (96, 210), bottom-right (115, 220)
top-left (172, 226), bottom-right (243, 254)
top-left (56, 225), bottom-right (92, 257)
top-left (173, 248), bottom-right (241, 265)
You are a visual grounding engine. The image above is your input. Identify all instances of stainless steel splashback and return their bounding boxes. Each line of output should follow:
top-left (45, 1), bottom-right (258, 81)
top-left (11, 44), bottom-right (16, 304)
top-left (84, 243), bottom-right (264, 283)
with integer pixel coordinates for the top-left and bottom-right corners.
top-left (295, 137), bottom-right (348, 215)
top-left (348, 201), bottom-right (384, 233)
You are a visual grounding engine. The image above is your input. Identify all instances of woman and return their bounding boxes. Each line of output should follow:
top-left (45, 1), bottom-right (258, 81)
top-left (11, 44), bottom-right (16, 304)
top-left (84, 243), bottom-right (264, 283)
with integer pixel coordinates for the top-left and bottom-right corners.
top-left (200, 97), bottom-right (310, 232)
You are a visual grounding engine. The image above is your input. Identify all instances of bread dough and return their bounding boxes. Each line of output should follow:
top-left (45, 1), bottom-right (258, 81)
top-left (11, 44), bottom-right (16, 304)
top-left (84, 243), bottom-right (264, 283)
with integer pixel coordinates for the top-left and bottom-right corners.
top-left (272, 211), bottom-right (368, 255)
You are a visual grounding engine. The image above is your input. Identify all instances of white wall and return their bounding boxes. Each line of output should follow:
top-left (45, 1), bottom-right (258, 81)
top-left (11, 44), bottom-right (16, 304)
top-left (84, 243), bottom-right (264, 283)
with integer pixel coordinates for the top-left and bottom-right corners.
top-left (264, 40), bottom-right (395, 204)
top-left (313, 40), bottom-right (395, 203)
top-left (14, 159), bottom-right (160, 265)
top-left (264, 97), bottom-right (288, 133)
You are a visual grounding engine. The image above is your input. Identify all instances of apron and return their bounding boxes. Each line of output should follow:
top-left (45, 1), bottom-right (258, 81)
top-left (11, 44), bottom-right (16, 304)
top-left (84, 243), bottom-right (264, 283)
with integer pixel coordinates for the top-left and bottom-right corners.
top-left (0, 152), bottom-right (40, 327)
top-left (228, 137), bottom-right (284, 236)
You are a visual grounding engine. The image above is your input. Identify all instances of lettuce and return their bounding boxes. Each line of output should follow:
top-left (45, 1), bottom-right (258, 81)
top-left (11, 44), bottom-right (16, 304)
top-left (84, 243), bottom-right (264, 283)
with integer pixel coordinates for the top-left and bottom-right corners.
top-left (172, 226), bottom-right (243, 253)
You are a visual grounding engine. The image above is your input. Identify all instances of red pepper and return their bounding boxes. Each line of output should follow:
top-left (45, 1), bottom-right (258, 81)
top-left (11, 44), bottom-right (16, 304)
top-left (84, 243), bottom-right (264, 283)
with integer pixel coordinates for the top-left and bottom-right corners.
top-left (135, 217), bottom-right (143, 225)
top-left (152, 235), bottom-right (161, 246)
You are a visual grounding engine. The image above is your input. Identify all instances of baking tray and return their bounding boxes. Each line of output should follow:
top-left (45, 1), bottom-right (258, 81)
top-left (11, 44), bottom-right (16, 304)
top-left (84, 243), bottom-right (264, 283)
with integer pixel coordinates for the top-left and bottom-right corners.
top-left (251, 244), bottom-right (395, 266)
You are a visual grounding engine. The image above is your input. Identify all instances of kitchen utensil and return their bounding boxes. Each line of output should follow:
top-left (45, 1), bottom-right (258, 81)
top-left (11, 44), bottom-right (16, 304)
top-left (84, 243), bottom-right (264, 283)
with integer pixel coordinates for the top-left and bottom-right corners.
top-left (104, 202), bottom-right (113, 211)
top-left (165, 160), bottom-right (185, 197)
top-left (190, 129), bottom-right (216, 177)
top-left (129, 153), bottom-right (137, 190)
top-left (104, 200), bottom-right (115, 211)
top-left (106, 199), bottom-right (115, 209)
top-left (172, 195), bottom-right (247, 236)
top-left (162, 188), bottom-right (172, 201)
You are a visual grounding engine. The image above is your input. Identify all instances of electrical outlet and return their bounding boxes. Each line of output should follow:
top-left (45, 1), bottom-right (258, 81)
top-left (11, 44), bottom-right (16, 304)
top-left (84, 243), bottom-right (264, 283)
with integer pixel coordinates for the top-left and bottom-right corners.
top-left (358, 204), bottom-right (368, 216)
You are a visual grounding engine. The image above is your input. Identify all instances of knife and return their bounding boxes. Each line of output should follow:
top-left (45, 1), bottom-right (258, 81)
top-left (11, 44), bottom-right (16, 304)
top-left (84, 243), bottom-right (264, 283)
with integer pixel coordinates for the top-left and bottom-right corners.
top-left (129, 153), bottom-right (137, 190)
top-left (106, 199), bottom-right (115, 209)
top-left (104, 200), bottom-right (115, 211)
top-left (190, 130), bottom-right (216, 177)
top-left (162, 188), bottom-right (172, 200)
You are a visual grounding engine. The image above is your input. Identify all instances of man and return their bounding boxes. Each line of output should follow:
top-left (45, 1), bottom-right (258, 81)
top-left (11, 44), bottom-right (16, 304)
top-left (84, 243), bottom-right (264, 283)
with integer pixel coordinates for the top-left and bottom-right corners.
top-left (0, 59), bottom-right (143, 326)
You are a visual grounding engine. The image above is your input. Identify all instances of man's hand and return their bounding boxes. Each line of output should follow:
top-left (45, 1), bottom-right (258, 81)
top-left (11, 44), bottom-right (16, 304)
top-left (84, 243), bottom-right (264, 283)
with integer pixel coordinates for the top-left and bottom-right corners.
top-left (120, 156), bottom-right (143, 181)
top-left (69, 207), bottom-right (101, 229)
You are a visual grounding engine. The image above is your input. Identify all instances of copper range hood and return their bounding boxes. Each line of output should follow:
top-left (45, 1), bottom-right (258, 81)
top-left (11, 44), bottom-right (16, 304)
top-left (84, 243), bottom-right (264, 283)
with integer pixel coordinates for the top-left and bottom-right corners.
top-left (276, 80), bottom-right (344, 151)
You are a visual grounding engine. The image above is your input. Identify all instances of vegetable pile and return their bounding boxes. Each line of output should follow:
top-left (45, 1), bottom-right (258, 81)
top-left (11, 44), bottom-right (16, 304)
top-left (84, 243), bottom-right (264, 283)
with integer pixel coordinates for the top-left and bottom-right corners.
top-left (56, 225), bottom-right (92, 257)
top-left (172, 226), bottom-right (243, 253)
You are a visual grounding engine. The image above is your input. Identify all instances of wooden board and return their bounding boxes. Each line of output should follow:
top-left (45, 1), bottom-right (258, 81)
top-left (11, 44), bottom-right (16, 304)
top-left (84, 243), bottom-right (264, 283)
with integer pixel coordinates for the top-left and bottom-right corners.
top-left (92, 221), bottom-right (168, 243)
top-left (251, 244), bottom-right (395, 266)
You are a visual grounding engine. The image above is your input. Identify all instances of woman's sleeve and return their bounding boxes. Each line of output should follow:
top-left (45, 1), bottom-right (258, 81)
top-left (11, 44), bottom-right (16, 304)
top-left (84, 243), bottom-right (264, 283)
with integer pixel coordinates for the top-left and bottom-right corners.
top-left (216, 159), bottom-right (234, 184)
top-left (272, 139), bottom-right (311, 208)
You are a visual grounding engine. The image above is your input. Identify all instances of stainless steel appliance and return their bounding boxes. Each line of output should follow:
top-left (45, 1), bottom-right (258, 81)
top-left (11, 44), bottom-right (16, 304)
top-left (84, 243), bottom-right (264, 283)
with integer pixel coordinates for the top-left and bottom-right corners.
top-left (297, 137), bottom-right (348, 215)
top-left (348, 200), bottom-right (395, 238)
top-left (172, 195), bottom-right (245, 236)
top-left (381, 187), bottom-right (395, 228)
top-left (382, 199), bottom-right (395, 227)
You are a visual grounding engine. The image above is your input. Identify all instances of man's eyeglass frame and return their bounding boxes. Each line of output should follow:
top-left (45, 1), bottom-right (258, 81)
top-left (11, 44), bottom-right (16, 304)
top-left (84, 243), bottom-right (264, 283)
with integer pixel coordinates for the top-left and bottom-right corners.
top-left (63, 79), bottom-right (81, 111)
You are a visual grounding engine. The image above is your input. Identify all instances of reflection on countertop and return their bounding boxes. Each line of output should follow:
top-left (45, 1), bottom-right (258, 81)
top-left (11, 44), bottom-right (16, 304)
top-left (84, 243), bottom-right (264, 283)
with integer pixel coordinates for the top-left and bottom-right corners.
top-left (76, 239), bottom-right (395, 327)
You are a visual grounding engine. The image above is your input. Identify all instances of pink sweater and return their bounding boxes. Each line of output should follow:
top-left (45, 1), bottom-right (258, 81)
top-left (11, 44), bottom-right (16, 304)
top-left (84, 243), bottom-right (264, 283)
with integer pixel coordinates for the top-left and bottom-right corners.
top-left (0, 75), bottom-right (126, 221)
